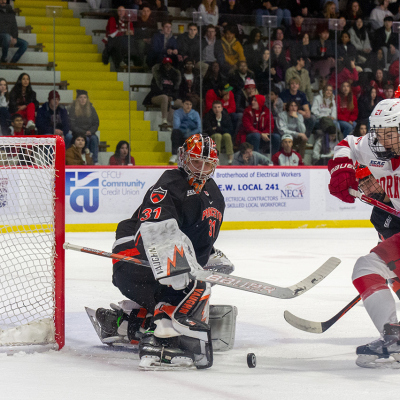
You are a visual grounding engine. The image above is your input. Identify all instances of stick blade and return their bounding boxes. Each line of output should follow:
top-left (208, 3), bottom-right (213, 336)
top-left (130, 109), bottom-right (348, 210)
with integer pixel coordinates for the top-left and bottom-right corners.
top-left (287, 257), bottom-right (341, 297)
top-left (283, 310), bottom-right (324, 334)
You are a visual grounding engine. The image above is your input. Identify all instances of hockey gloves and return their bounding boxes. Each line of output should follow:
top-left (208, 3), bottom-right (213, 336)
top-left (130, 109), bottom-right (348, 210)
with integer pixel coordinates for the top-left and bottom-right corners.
top-left (328, 157), bottom-right (358, 203)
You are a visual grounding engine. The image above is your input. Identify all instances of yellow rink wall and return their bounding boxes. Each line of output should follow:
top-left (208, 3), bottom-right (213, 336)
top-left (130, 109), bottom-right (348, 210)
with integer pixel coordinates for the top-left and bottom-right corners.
top-left (64, 166), bottom-right (373, 232)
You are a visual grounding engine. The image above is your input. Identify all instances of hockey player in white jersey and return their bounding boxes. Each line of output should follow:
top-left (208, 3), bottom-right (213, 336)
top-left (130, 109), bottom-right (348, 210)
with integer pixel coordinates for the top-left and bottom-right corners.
top-left (328, 89), bottom-right (400, 368)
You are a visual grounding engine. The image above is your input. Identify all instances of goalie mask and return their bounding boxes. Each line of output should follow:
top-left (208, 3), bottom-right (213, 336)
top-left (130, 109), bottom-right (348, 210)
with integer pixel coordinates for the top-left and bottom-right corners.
top-left (178, 134), bottom-right (218, 193)
top-left (368, 86), bottom-right (400, 161)
top-left (355, 163), bottom-right (386, 202)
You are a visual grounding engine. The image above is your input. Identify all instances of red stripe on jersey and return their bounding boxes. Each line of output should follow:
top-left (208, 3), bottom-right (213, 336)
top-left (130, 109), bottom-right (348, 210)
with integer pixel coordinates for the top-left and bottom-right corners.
top-left (391, 157), bottom-right (400, 171)
top-left (353, 274), bottom-right (388, 300)
top-left (112, 247), bottom-right (141, 265)
top-left (337, 139), bottom-right (350, 148)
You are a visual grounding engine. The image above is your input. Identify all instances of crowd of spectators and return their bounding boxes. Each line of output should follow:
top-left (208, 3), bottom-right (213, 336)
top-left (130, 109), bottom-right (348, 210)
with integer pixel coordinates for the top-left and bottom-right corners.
top-left (102, 0), bottom-right (400, 165)
top-left (3, 0), bottom-right (400, 167)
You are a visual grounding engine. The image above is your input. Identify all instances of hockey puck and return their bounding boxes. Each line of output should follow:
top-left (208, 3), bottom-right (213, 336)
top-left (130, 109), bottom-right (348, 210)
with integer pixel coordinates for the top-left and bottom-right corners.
top-left (247, 353), bottom-right (256, 368)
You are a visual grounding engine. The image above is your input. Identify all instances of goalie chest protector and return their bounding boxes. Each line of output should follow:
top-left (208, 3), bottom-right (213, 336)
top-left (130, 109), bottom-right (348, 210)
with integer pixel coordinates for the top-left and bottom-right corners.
top-left (115, 169), bottom-right (225, 267)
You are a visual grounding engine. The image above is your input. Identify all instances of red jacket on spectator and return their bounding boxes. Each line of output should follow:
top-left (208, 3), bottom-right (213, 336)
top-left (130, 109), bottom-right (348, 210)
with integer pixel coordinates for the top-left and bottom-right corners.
top-left (272, 149), bottom-right (303, 166)
top-left (205, 88), bottom-right (236, 114)
top-left (370, 79), bottom-right (386, 98)
top-left (103, 17), bottom-right (134, 44)
top-left (236, 95), bottom-right (274, 145)
top-left (337, 94), bottom-right (358, 122)
top-left (389, 60), bottom-right (399, 87)
top-left (109, 155), bottom-right (135, 165)
top-left (328, 67), bottom-right (360, 97)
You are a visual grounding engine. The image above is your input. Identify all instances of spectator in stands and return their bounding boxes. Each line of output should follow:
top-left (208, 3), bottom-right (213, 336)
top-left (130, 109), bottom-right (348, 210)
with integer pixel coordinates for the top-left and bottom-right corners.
top-left (179, 58), bottom-right (200, 111)
top-left (285, 56), bottom-right (313, 103)
top-left (312, 125), bottom-right (338, 165)
top-left (271, 27), bottom-right (289, 54)
top-left (243, 28), bottom-right (265, 72)
top-left (290, 33), bottom-right (311, 71)
top-left (65, 133), bottom-right (93, 166)
top-left (364, 48), bottom-right (386, 75)
top-left (147, 21), bottom-right (179, 68)
top-left (369, 0), bottom-right (393, 31)
top-left (221, 25), bottom-right (246, 73)
top-left (36, 91), bottom-right (72, 147)
top-left (384, 83), bottom-right (395, 99)
top-left (311, 84), bottom-right (339, 133)
top-left (276, 100), bottom-right (307, 158)
top-left (205, 81), bottom-right (237, 129)
top-left (310, 26), bottom-right (335, 79)
top-left (253, 0), bottom-right (291, 29)
top-left (371, 16), bottom-right (398, 63)
top-left (270, 40), bottom-right (289, 83)
top-left (327, 58), bottom-right (359, 93)
top-left (0, 0), bottom-right (28, 65)
top-left (219, 0), bottom-right (246, 32)
top-left (235, 78), bottom-right (259, 115)
top-left (198, 0), bottom-right (219, 26)
top-left (102, 6), bottom-right (135, 67)
top-left (203, 61), bottom-right (226, 93)
top-left (232, 141), bottom-right (271, 165)
top-left (254, 49), bottom-right (281, 95)
top-left (357, 86), bottom-right (383, 123)
top-left (279, 77), bottom-right (315, 137)
top-left (229, 61), bottom-right (255, 95)
top-left (68, 90), bottom-right (100, 164)
top-left (132, 3), bottom-right (157, 68)
top-left (272, 133), bottom-right (303, 166)
top-left (337, 31), bottom-right (358, 64)
top-left (200, 25), bottom-right (226, 69)
top-left (344, 1), bottom-right (363, 23)
top-left (8, 73), bottom-right (38, 132)
top-left (177, 23), bottom-right (200, 65)
top-left (236, 94), bottom-right (278, 154)
top-left (143, 57), bottom-right (182, 130)
top-left (288, 13), bottom-right (306, 42)
top-left (9, 113), bottom-right (24, 135)
top-left (319, 1), bottom-right (339, 19)
top-left (353, 121), bottom-right (367, 137)
top-left (154, 0), bottom-right (168, 14)
top-left (348, 18), bottom-right (372, 65)
top-left (203, 100), bottom-right (234, 164)
top-left (0, 77), bottom-right (10, 135)
top-left (337, 81), bottom-right (358, 138)
top-left (267, 85), bottom-right (284, 119)
top-left (109, 140), bottom-right (135, 165)
top-left (369, 69), bottom-right (387, 98)
top-left (288, 0), bottom-right (311, 18)
top-left (169, 98), bottom-right (201, 163)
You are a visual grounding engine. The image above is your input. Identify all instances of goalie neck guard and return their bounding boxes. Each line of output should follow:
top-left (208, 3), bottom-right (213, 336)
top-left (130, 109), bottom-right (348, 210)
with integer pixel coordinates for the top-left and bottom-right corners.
top-left (368, 86), bottom-right (400, 161)
top-left (178, 134), bottom-right (218, 194)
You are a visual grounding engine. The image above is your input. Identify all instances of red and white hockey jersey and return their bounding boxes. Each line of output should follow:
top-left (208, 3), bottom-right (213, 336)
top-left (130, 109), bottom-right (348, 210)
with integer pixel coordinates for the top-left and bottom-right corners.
top-left (334, 135), bottom-right (400, 209)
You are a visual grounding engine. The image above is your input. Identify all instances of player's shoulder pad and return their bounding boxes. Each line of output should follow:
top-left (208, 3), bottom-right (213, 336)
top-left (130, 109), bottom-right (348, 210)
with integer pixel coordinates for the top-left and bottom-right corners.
top-left (150, 169), bottom-right (189, 200)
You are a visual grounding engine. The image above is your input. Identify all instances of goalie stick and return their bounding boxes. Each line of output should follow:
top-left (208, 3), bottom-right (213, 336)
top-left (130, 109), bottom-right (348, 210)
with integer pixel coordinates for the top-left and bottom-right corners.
top-left (63, 242), bottom-right (340, 299)
top-left (284, 295), bottom-right (361, 333)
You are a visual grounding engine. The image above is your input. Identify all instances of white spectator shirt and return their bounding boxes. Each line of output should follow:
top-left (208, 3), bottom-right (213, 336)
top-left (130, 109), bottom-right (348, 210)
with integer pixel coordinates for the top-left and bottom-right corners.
top-left (334, 134), bottom-right (400, 209)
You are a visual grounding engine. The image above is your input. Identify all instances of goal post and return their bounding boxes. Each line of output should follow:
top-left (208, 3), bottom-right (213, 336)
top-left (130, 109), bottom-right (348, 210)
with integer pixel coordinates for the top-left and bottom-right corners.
top-left (0, 135), bottom-right (65, 351)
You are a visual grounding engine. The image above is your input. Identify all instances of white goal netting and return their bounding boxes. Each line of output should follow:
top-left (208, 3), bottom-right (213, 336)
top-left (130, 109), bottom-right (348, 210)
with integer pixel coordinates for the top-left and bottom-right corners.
top-left (0, 137), bottom-right (61, 348)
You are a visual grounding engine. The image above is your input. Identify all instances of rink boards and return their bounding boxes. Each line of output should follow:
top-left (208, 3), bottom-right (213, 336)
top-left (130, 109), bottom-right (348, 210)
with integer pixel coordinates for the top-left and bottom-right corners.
top-left (64, 166), bottom-right (372, 232)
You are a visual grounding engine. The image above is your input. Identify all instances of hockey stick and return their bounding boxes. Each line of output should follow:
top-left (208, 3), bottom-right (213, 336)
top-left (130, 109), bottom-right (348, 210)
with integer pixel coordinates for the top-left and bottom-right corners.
top-left (284, 295), bottom-right (361, 333)
top-left (63, 242), bottom-right (340, 299)
top-left (349, 188), bottom-right (400, 217)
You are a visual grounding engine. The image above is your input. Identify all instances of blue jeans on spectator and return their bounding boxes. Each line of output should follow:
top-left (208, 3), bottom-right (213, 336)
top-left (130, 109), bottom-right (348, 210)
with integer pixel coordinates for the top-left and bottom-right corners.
top-left (254, 8), bottom-right (291, 28)
top-left (64, 132), bottom-right (73, 149)
top-left (0, 34), bottom-right (28, 63)
top-left (338, 120), bottom-right (356, 138)
top-left (0, 107), bottom-right (11, 135)
top-left (86, 134), bottom-right (99, 164)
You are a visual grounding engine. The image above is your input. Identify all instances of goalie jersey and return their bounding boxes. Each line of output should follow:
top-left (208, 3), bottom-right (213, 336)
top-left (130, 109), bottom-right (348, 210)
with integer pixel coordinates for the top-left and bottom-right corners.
top-left (113, 168), bottom-right (225, 269)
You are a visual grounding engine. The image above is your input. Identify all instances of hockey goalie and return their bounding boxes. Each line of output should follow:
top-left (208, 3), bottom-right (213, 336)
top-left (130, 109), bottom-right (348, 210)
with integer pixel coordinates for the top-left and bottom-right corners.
top-left (88, 134), bottom-right (237, 370)
top-left (328, 88), bottom-right (400, 368)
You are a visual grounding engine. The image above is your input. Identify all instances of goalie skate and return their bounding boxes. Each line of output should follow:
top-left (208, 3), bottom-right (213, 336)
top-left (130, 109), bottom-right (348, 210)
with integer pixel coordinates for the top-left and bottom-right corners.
top-left (85, 307), bottom-right (135, 348)
top-left (356, 323), bottom-right (400, 369)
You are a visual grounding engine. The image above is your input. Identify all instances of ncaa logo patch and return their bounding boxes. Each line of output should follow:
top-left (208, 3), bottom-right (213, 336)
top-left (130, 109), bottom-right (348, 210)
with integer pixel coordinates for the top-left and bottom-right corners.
top-left (151, 187), bottom-right (167, 204)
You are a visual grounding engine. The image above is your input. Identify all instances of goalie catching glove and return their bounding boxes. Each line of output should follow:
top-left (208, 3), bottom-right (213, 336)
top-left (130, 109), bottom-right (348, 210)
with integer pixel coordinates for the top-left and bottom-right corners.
top-left (328, 157), bottom-right (358, 203)
top-left (140, 219), bottom-right (203, 290)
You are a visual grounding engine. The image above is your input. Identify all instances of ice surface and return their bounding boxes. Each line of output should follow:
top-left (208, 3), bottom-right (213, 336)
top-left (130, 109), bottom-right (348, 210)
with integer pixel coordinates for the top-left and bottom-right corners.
top-left (1, 229), bottom-right (399, 399)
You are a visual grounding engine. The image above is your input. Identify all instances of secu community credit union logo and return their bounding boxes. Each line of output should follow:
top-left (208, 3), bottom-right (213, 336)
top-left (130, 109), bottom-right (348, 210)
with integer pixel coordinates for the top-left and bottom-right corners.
top-left (66, 171), bottom-right (99, 212)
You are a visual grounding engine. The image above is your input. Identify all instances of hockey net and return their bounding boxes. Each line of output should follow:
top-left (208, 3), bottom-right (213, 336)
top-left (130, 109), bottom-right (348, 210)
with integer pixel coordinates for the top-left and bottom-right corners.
top-left (0, 136), bottom-right (65, 351)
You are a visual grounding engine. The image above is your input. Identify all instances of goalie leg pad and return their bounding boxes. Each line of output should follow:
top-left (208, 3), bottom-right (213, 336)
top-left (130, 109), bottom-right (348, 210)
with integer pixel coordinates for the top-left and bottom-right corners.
top-left (209, 305), bottom-right (238, 352)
